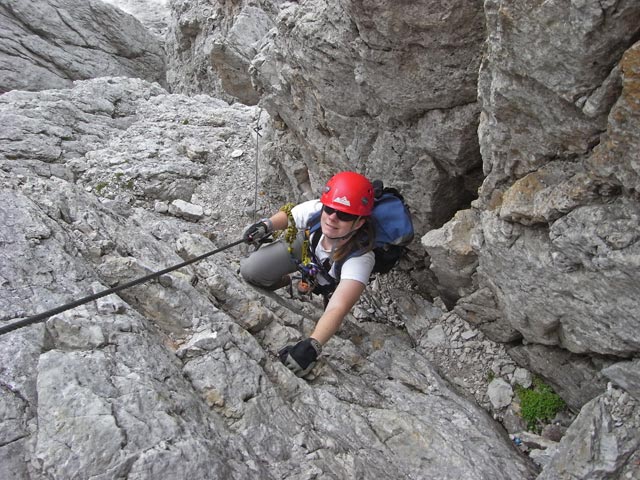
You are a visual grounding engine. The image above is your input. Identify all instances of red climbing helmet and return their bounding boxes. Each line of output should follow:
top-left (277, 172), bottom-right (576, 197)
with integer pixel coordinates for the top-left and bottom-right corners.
top-left (320, 171), bottom-right (374, 217)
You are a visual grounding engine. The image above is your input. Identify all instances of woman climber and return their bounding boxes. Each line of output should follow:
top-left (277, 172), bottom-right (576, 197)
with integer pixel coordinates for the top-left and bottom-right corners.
top-left (240, 171), bottom-right (376, 377)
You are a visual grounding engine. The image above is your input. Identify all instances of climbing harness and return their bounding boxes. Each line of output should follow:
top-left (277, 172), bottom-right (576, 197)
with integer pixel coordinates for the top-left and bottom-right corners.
top-left (0, 238), bottom-right (245, 336)
top-left (274, 202), bottom-right (330, 297)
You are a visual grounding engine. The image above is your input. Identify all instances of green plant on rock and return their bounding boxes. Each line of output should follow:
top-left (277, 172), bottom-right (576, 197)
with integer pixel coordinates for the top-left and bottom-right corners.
top-left (94, 181), bottom-right (109, 194)
top-left (516, 376), bottom-right (566, 432)
top-left (111, 172), bottom-right (135, 191)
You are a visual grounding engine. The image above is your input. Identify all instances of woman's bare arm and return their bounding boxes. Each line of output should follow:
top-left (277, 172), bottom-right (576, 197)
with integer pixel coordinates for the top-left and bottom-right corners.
top-left (310, 279), bottom-right (366, 345)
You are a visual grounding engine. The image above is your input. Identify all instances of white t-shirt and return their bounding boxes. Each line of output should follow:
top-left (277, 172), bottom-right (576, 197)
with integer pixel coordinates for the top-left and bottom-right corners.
top-left (291, 200), bottom-right (375, 285)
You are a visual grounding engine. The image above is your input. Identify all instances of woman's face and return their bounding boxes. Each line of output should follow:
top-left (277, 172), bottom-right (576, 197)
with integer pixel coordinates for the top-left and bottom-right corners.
top-left (320, 205), bottom-right (365, 241)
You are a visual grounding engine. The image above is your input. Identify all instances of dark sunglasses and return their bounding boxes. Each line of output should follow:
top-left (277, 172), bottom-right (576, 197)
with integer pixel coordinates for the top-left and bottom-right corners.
top-left (322, 205), bottom-right (359, 222)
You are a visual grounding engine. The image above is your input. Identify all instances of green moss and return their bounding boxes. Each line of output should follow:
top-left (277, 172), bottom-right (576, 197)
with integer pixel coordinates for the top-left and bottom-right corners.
top-left (94, 181), bottom-right (109, 193)
top-left (110, 173), bottom-right (135, 190)
top-left (94, 173), bottom-right (136, 194)
top-left (516, 376), bottom-right (566, 432)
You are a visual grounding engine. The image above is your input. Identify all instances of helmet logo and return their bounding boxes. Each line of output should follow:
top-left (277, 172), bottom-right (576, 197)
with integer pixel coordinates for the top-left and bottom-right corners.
top-left (333, 196), bottom-right (351, 207)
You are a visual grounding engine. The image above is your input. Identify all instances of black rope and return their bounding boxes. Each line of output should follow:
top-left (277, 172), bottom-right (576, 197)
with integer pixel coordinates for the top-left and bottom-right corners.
top-left (0, 238), bottom-right (245, 336)
top-left (253, 108), bottom-right (263, 222)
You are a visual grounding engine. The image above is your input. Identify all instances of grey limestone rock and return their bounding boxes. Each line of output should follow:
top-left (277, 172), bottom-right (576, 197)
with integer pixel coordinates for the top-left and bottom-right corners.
top-left (538, 386), bottom-right (640, 480)
top-left (249, 0), bottom-right (486, 233)
top-left (168, 0), bottom-right (486, 234)
top-left (602, 359), bottom-right (640, 402)
top-left (454, 285), bottom-right (522, 344)
top-left (478, 0), bottom-right (640, 191)
top-left (169, 198), bottom-right (205, 221)
top-left (3, 0), bottom-right (640, 476)
top-left (488, 377), bottom-right (514, 410)
top-left (0, 77), bottom-right (537, 480)
top-left (166, 0), bottom-right (274, 102)
top-left (474, 202), bottom-right (640, 357)
top-left (421, 208), bottom-right (479, 304)
top-left (508, 344), bottom-right (611, 410)
top-left (0, 0), bottom-right (166, 93)
top-left (100, 0), bottom-right (172, 37)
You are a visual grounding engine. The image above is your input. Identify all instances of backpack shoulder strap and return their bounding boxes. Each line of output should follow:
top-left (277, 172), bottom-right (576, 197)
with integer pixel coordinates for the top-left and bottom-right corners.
top-left (308, 210), bottom-right (321, 230)
top-left (307, 210), bottom-right (322, 251)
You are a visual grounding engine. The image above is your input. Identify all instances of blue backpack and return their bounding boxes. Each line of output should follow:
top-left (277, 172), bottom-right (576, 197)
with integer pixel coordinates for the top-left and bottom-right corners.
top-left (308, 181), bottom-right (414, 280)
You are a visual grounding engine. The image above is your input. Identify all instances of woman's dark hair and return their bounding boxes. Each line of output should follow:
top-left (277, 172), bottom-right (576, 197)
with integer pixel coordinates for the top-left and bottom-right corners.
top-left (331, 217), bottom-right (375, 263)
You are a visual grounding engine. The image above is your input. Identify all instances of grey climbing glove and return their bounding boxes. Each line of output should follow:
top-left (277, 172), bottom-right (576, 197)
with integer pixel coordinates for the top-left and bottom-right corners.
top-left (242, 218), bottom-right (272, 244)
top-left (278, 338), bottom-right (322, 377)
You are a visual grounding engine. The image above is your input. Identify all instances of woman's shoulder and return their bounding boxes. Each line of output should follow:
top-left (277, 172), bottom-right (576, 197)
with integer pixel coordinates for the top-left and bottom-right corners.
top-left (340, 248), bottom-right (375, 282)
top-left (343, 248), bottom-right (375, 265)
top-left (296, 199), bottom-right (322, 213)
top-left (291, 199), bottom-right (323, 227)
